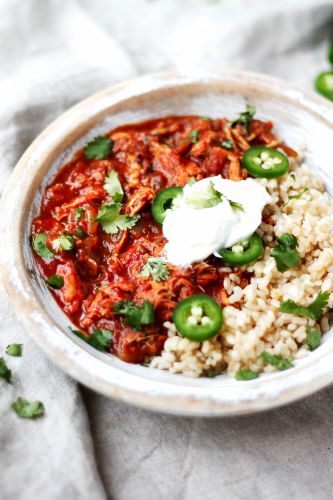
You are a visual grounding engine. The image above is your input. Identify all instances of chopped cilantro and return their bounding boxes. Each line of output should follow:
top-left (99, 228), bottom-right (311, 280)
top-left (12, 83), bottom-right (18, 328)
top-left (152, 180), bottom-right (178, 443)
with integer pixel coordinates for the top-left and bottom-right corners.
top-left (280, 291), bottom-right (330, 320)
top-left (72, 328), bottom-right (112, 351)
top-left (259, 352), bottom-right (293, 370)
top-left (76, 227), bottom-right (87, 239)
top-left (46, 275), bottom-right (64, 289)
top-left (235, 369), bottom-right (259, 380)
top-left (12, 397), bottom-right (45, 419)
top-left (272, 233), bottom-right (300, 272)
top-left (104, 171), bottom-right (124, 201)
top-left (6, 343), bottom-right (22, 357)
top-left (186, 181), bottom-right (223, 209)
top-left (229, 200), bottom-right (244, 212)
top-left (231, 104), bottom-right (256, 134)
top-left (191, 130), bottom-right (199, 143)
top-left (114, 300), bottom-right (155, 331)
top-left (288, 187), bottom-right (308, 201)
top-left (52, 233), bottom-right (75, 252)
top-left (95, 201), bottom-right (139, 234)
top-left (221, 139), bottom-right (234, 150)
top-left (140, 257), bottom-right (170, 282)
top-left (75, 207), bottom-right (85, 220)
top-left (32, 233), bottom-right (54, 260)
top-left (84, 136), bottom-right (113, 160)
top-left (0, 357), bottom-right (11, 382)
top-left (306, 327), bottom-right (321, 351)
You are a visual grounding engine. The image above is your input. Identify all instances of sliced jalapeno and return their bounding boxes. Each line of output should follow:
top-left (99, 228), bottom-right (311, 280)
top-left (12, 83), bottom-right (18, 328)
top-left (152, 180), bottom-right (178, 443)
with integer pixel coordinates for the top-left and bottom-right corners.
top-left (242, 146), bottom-right (289, 178)
top-left (315, 71), bottom-right (333, 101)
top-left (151, 186), bottom-right (183, 224)
top-left (173, 294), bottom-right (223, 341)
top-left (217, 233), bottom-right (263, 265)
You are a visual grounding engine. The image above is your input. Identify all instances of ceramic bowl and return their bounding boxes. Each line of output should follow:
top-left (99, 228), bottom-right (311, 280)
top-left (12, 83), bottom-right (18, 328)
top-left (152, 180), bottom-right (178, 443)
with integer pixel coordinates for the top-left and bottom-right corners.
top-left (1, 70), bottom-right (333, 416)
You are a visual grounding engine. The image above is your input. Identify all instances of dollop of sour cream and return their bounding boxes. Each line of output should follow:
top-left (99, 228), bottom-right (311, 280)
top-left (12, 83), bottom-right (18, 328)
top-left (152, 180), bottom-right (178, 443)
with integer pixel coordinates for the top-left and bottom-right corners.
top-left (163, 176), bottom-right (271, 266)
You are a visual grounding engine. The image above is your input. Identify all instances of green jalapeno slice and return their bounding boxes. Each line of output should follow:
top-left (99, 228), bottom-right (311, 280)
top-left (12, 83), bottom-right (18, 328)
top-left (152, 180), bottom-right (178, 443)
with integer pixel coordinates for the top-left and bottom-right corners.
top-left (242, 146), bottom-right (289, 179)
top-left (217, 233), bottom-right (263, 265)
top-left (315, 71), bottom-right (333, 101)
top-left (151, 186), bottom-right (183, 224)
top-left (173, 294), bottom-right (223, 341)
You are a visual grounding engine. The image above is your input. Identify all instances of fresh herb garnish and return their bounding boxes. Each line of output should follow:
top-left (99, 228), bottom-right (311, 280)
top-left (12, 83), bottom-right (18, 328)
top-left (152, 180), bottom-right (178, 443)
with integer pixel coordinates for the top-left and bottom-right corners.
top-left (52, 233), bottom-right (75, 252)
top-left (95, 201), bottom-right (139, 234)
top-left (114, 300), bottom-right (155, 331)
top-left (186, 181), bottom-right (222, 209)
top-left (6, 344), bottom-right (22, 357)
top-left (104, 171), bottom-right (124, 201)
top-left (306, 327), bottom-right (321, 351)
top-left (32, 233), bottom-right (54, 260)
top-left (75, 207), bottom-right (85, 220)
top-left (235, 369), bottom-right (259, 380)
top-left (259, 352), bottom-right (293, 370)
top-left (12, 398), bottom-right (45, 419)
top-left (280, 291), bottom-right (330, 320)
top-left (288, 187), bottom-right (308, 201)
top-left (229, 200), bottom-right (244, 212)
top-left (72, 328), bottom-right (112, 351)
top-left (140, 257), bottom-right (170, 282)
top-left (290, 173), bottom-right (296, 181)
top-left (76, 227), bottom-right (87, 239)
top-left (221, 139), bottom-right (233, 150)
top-left (231, 104), bottom-right (256, 134)
top-left (0, 357), bottom-right (12, 382)
top-left (191, 130), bottom-right (199, 143)
top-left (272, 233), bottom-right (300, 272)
top-left (84, 136), bottom-right (113, 160)
top-left (46, 275), bottom-right (64, 289)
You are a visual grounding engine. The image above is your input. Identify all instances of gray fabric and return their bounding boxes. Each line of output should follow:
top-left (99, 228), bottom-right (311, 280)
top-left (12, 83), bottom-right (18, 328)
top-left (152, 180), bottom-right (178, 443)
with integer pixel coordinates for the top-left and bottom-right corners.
top-left (1, 0), bottom-right (333, 499)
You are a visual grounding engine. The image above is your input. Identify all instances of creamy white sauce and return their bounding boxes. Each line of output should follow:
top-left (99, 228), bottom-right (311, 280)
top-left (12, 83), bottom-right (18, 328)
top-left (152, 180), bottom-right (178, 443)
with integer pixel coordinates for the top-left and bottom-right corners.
top-left (163, 176), bottom-right (271, 266)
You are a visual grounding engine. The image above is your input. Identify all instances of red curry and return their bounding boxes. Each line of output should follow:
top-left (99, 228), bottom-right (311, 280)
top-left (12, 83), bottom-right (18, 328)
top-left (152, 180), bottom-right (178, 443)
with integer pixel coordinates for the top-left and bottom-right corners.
top-left (31, 114), bottom-right (296, 363)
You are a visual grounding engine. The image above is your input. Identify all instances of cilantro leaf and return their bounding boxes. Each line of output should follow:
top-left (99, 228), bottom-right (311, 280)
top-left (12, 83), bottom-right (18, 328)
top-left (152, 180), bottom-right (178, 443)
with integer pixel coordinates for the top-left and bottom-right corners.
top-left (75, 207), bottom-right (85, 220)
top-left (140, 257), bottom-right (170, 282)
top-left (46, 275), bottom-right (64, 289)
top-left (89, 329), bottom-right (112, 351)
top-left (104, 171), bottom-right (124, 201)
top-left (231, 104), bottom-right (256, 134)
top-left (191, 130), bottom-right (199, 143)
top-left (280, 291), bottom-right (330, 320)
top-left (229, 200), bottom-right (244, 212)
top-left (84, 136), bottom-right (113, 160)
top-left (0, 357), bottom-right (11, 382)
top-left (259, 352), bottom-right (293, 370)
top-left (221, 139), bottom-right (233, 150)
top-left (6, 343), bottom-right (22, 357)
top-left (272, 233), bottom-right (300, 272)
top-left (288, 187), bottom-right (308, 201)
top-left (52, 233), bottom-right (75, 252)
top-left (306, 327), bottom-right (321, 351)
top-left (95, 201), bottom-right (139, 234)
top-left (114, 300), bottom-right (155, 331)
top-left (186, 181), bottom-right (223, 209)
top-left (235, 369), bottom-right (259, 380)
top-left (12, 397), bottom-right (45, 419)
top-left (32, 233), bottom-right (54, 260)
top-left (72, 328), bottom-right (112, 351)
top-left (76, 227), bottom-right (87, 239)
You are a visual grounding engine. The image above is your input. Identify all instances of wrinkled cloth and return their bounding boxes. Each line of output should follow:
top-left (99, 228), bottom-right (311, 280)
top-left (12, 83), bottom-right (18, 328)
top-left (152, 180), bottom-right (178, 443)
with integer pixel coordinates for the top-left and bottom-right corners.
top-left (1, 0), bottom-right (333, 499)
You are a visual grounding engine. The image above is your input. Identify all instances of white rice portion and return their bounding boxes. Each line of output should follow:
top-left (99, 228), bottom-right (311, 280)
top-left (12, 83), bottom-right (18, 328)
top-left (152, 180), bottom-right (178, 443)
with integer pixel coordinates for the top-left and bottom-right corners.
top-left (150, 156), bottom-right (333, 377)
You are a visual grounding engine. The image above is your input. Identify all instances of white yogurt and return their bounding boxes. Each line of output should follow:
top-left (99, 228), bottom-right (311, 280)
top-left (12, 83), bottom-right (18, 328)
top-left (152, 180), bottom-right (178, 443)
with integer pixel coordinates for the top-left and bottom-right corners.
top-left (163, 176), bottom-right (271, 266)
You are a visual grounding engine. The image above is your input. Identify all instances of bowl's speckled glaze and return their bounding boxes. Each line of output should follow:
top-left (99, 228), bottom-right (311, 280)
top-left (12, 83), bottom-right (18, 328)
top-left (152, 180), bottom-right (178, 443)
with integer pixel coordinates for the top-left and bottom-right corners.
top-left (1, 70), bottom-right (333, 416)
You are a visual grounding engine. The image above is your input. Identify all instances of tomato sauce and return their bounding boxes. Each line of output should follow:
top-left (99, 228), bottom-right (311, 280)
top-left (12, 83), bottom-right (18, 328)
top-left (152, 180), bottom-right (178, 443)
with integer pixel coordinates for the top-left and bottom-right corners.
top-left (31, 114), bottom-right (289, 363)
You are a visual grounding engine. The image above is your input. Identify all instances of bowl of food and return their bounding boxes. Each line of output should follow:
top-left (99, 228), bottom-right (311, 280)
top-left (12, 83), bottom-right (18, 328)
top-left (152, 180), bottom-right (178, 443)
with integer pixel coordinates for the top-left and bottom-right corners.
top-left (1, 69), bottom-right (333, 416)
